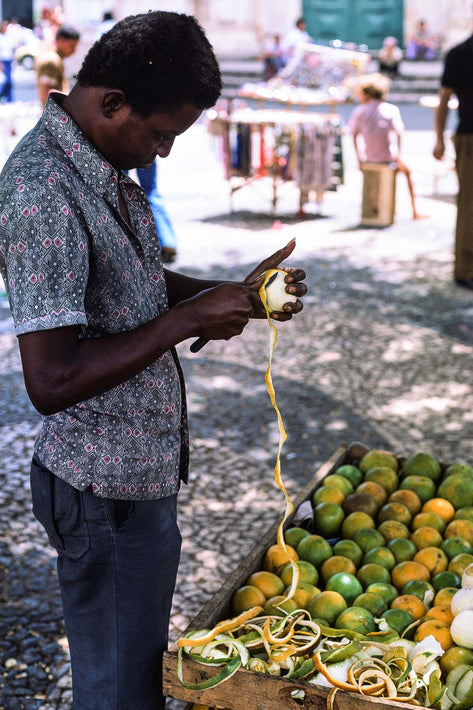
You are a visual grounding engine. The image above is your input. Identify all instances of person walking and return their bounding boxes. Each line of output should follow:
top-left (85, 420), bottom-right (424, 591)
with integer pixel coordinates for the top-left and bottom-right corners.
top-left (433, 26), bottom-right (473, 289)
top-left (349, 73), bottom-right (426, 221)
top-left (34, 24), bottom-right (80, 106)
top-left (0, 11), bottom-right (306, 710)
top-left (0, 20), bottom-right (15, 102)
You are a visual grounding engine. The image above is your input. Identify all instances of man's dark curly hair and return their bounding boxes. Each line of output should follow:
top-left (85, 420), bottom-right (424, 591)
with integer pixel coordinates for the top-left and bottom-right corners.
top-left (77, 11), bottom-right (222, 116)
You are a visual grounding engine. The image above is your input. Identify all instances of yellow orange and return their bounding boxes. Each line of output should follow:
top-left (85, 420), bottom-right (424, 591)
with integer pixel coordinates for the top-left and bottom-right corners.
top-left (246, 571), bottom-right (285, 599)
top-left (413, 547), bottom-right (448, 576)
top-left (356, 480), bottom-right (388, 507)
top-left (448, 553), bottom-right (473, 578)
top-left (422, 498), bottom-right (456, 523)
top-left (410, 526), bottom-right (443, 550)
top-left (389, 489), bottom-right (422, 516)
top-left (377, 520), bottom-right (410, 544)
top-left (364, 467), bottom-right (399, 495)
top-left (232, 585), bottom-right (266, 615)
top-left (414, 620), bottom-right (453, 650)
top-left (422, 604), bottom-right (454, 625)
top-left (412, 512), bottom-right (446, 533)
top-left (391, 560), bottom-right (431, 591)
top-left (341, 511), bottom-right (375, 539)
top-left (391, 594), bottom-right (426, 620)
top-left (377, 502), bottom-right (412, 527)
top-left (320, 555), bottom-right (357, 584)
top-left (312, 486), bottom-right (345, 506)
top-left (263, 544), bottom-right (299, 574)
top-left (434, 587), bottom-right (458, 606)
top-left (445, 519), bottom-right (473, 546)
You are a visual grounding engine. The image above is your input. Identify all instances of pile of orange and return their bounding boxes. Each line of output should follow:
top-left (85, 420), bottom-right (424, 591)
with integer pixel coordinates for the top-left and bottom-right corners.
top-left (231, 449), bottom-right (473, 665)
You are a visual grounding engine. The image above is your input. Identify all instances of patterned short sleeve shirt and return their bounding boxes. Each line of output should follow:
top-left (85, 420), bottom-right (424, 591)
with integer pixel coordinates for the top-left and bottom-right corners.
top-left (0, 94), bottom-right (189, 500)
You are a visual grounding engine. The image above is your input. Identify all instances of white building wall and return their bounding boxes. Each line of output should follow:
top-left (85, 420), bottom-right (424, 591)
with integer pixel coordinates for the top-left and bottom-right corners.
top-left (406, 0), bottom-right (473, 50)
top-left (55, 0), bottom-right (473, 65)
top-left (59, 0), bottom-right (301, 58)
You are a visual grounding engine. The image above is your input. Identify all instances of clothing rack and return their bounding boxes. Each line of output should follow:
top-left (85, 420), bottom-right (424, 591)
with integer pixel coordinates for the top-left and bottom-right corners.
top-left (208, 107), bottom-right (344, 215)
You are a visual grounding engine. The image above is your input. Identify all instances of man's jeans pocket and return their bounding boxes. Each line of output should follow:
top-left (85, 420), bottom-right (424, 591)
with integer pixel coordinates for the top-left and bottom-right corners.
top-left (30, 457), bottom-right (90, 559)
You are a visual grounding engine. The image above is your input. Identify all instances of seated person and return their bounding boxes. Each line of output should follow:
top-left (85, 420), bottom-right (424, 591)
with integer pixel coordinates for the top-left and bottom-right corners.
top-left (406, 19), bottom-right (437, 60)
top-left (349, 73), bottom-right (426, 220)
top-left (378, 36), bottom-right (403, 77)
top-left (261, 34), bottom-right (286, 81)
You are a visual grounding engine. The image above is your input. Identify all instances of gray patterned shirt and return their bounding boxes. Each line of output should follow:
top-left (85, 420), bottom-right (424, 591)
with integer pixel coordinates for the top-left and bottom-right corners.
top-left (0, 94), bottom-right (189, 500)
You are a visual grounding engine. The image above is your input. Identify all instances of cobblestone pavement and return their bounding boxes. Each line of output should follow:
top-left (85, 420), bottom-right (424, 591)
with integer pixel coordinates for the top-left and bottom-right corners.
top-left (1, 118), bottom-right (471, 709)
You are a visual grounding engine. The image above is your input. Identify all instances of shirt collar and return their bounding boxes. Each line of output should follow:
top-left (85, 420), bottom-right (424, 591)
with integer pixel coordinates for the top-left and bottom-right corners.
top-left (41, 93), bottom-right (136, 203)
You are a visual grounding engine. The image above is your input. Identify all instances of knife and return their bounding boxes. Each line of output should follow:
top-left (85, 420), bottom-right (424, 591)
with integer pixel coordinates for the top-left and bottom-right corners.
top-left (189, 271), bottom-right (280, 353)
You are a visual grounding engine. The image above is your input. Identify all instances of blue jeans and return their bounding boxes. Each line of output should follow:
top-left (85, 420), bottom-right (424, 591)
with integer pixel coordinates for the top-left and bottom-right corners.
top-left (136, 163), bottom-right (177, 251)
top-left (30, 457), bottom-right (182, 710)
top-left (0, 59), bottom-right (13, 102)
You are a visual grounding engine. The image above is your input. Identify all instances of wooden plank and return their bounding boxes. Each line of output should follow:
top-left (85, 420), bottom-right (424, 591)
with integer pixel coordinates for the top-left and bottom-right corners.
top-left (164, 654), bottom-right (419, 710)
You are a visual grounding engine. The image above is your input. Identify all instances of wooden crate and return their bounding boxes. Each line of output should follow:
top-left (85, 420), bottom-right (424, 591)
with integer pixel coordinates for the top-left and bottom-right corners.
top-left (360, 163), bottom-right (397, 227)
top-left (163, 442), bottom-right (424, 710)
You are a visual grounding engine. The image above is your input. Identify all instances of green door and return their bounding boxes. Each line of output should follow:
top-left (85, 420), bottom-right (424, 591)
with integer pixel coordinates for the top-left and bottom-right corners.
top-left (303, 0), bottom-right (404, 50)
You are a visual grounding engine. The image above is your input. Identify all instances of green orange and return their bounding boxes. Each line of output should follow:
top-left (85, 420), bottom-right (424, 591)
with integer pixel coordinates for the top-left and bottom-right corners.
top-left (387, 537), bottom-right (417, 563)
top-left (313, 502), bottom-right (345, 538)
top-left (364, 467), bottom-right (399, 495)
top-left (359, 450), bottom-right (398, 474)
top-left (336, 464), bottom-right (363, 487)
top-left (284, 526), bottom-right (310, 549)
top-left (363, 546), bottom-right (396, 570)
top-left (335, 607), bottom-right (376, 634)
top-left (382, 608), bottom-right (414, 635)
top-left (366, 582), bottom-right (398, 605)
top-left (341, 511), bottom-right (375, 539)
top-left (296, 535), bottom-right (332, 568)
top-left (399, 475), bottom-right (437, 504)
top-left (357, 563), bottom-right (391, 589)
top-left (280, 560), bottom-right (319, 587)
top-left (353, 592), bottom-right (388, 617)
top-left (307, 591), bottom-right (346, 626)
top-left (325, 572), bottom-right (363, 604)
top-left (352, 527), bottom-right (385, 552)
top-left (332, 539), bottom-right (363, 567)
top-left (322, 474), bottom-right (354, 497)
